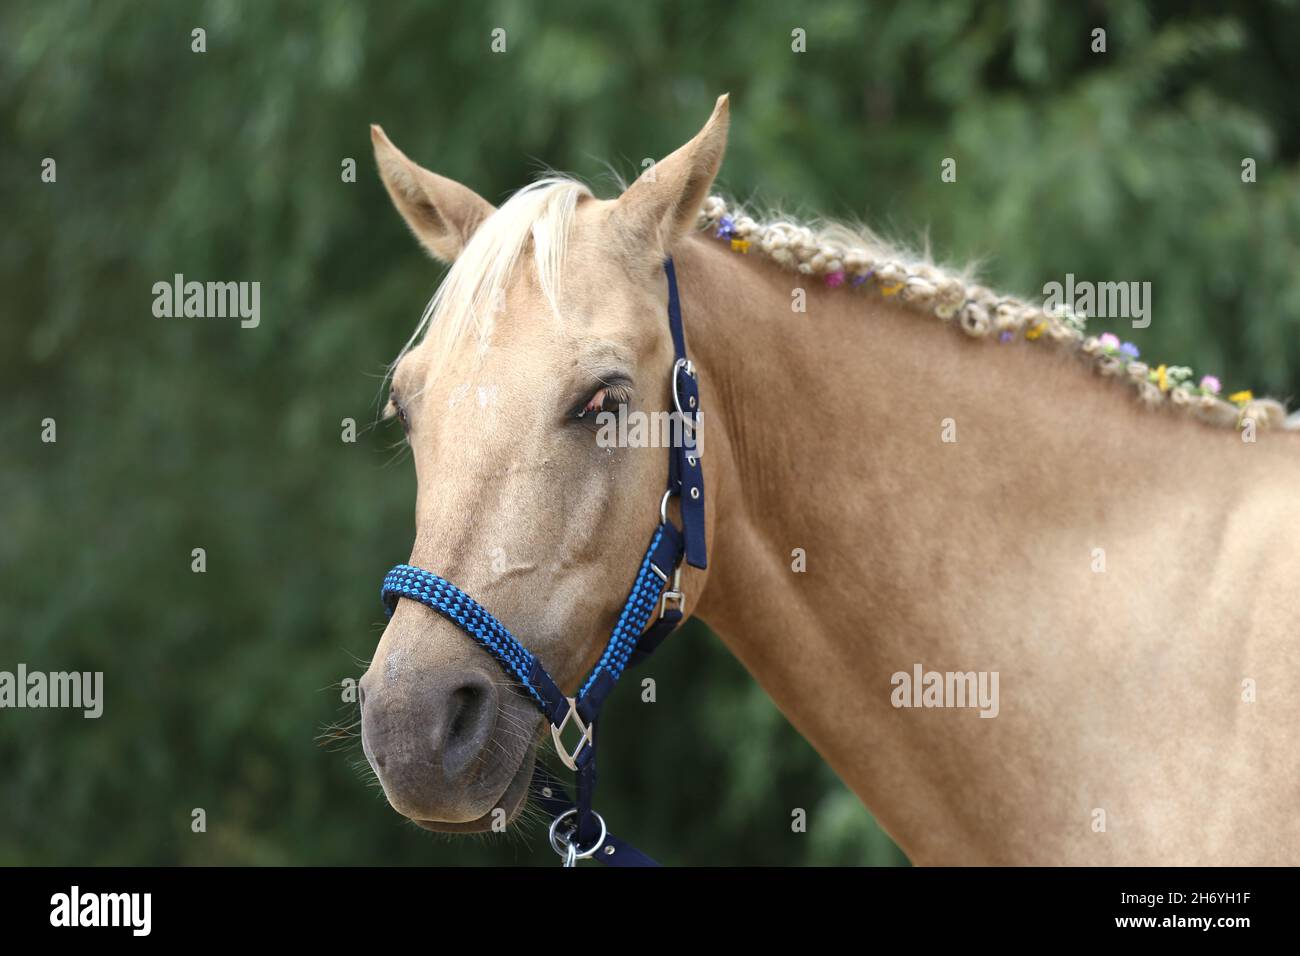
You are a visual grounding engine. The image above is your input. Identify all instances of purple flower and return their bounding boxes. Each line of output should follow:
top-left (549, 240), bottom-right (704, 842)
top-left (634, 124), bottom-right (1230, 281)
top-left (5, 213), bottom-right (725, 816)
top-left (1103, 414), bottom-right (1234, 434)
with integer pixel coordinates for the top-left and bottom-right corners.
top-left (1119, 342), bottom-right (1139, 360)
top-left (715, 216), bottom-right (736, 240)
top-left (1000, 331), bottom-right (1013, 343)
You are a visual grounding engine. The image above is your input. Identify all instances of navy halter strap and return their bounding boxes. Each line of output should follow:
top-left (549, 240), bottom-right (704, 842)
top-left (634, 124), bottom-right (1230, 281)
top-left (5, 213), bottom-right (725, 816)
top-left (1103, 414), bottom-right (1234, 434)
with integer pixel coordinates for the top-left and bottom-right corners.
top-left (380, 257), bottom-right (706, 867)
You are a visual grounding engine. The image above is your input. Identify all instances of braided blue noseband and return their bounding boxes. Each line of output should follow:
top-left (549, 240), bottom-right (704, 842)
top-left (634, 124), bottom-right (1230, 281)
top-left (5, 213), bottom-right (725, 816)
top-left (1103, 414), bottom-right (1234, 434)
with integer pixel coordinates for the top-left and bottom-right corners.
top-left (380, 258), bottom-right (706, 867)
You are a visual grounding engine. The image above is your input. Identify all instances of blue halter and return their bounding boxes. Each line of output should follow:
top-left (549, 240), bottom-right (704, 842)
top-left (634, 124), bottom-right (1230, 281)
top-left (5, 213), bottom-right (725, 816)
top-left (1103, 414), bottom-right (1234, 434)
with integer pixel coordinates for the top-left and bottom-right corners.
top-left (380, 258), bottom-right (706, 867)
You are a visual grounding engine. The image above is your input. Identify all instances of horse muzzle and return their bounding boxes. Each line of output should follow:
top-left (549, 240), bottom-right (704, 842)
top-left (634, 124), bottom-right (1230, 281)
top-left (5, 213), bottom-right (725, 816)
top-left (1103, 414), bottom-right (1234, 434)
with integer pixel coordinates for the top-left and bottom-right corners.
top-left (359, 618), bottom-right (542, 826)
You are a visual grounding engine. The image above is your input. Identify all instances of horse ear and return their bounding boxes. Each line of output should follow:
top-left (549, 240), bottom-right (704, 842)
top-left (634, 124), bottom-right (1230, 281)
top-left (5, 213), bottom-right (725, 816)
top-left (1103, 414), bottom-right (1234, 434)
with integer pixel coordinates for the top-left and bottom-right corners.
top-left (371, 125), bottom-right (495, 263)
top-left (614, 94), bottom-right (729, 253)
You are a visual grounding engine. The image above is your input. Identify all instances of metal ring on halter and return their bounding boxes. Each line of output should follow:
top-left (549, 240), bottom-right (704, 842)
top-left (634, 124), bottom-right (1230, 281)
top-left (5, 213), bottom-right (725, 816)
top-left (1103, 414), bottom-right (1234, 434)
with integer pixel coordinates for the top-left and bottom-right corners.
top-left (659, 488), bottom-right (673, 524)
top-left (549, 809), bottom-right (608, 862)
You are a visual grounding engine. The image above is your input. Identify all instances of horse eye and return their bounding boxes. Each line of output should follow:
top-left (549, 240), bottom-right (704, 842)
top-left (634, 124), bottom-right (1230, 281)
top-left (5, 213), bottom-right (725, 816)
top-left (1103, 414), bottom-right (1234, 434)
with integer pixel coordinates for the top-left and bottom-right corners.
top-left (570, 381), bottom-right (631, 422)
top-left (389, 395), bottom-right (409, 429)
top-left (574, 386), bottom-right (624, 420)
top-left (579, 388), bottom-right (609, 417)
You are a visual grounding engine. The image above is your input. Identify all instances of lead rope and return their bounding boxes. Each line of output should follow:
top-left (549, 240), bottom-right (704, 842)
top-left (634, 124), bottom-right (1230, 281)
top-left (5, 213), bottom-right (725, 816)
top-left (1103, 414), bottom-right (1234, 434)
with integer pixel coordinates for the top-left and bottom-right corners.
top-left (380, 258), bottom-right (706, 867)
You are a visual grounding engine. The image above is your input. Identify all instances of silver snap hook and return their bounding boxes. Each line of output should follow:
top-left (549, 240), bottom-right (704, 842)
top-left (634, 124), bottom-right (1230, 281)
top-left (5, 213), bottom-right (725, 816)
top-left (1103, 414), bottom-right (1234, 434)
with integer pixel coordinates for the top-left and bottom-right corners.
top-left (549, 809), bottom-right (608, 866)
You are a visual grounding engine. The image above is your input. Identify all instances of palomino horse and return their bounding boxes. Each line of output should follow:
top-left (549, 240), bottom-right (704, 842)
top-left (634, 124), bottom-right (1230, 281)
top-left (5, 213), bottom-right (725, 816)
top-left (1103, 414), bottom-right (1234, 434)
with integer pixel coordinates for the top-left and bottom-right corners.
top-left (360, 95), bottom-right (1300, 865)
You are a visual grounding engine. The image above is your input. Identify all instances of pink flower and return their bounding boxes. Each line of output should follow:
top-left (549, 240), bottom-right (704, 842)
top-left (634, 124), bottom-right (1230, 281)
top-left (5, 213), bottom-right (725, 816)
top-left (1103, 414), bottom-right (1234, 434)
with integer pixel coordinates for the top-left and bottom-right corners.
top-left (1199, 375), bottom-right (1221, 394)
top-left (825, 270), bottom-right (846, 288)
top-left (1099, 333), bottom-right (1120, 350)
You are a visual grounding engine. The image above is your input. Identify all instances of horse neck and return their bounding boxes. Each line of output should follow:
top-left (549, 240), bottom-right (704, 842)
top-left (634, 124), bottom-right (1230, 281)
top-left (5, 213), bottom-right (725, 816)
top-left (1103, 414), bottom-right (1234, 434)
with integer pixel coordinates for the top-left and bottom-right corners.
top-left (673, 232), bottom-right (1299, 862)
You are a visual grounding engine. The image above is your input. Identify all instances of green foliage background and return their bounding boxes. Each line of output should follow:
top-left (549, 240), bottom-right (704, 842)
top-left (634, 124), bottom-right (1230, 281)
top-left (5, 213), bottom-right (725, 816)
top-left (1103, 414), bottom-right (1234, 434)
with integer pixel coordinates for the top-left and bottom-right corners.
top-left (2, 0), bottom-right (1299, 865)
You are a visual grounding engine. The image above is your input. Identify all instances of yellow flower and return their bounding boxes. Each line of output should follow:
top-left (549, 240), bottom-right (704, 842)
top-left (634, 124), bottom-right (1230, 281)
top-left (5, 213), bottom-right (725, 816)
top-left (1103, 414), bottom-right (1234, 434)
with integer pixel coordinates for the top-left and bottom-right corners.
top-left (880, 283), bottom-right (903, 296)
top-left (730, 238), bottom-right (750, 254)
top-left (1025, 321), bottom-right (1047, 341)
top-left (1229, 390), bottom-right (1253, 405)
top-left (1156, 364), bottom-right (1168, 392)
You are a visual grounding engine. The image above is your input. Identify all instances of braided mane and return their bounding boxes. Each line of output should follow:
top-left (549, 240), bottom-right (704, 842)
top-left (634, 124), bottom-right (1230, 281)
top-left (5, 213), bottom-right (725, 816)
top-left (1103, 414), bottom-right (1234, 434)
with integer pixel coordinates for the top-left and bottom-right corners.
top-left (697, 195), bottom-right (1295, 431)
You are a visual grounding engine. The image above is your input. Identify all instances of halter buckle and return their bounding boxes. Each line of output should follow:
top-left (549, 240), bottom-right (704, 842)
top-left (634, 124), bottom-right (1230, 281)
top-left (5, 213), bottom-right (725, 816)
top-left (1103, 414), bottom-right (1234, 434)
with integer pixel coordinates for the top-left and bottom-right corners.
top-left (671, 359), bottom-right (700, 417)
top-left (652, 563), bottom-right (684, 619)
top-left (549, 696), bottom-right (593, 772)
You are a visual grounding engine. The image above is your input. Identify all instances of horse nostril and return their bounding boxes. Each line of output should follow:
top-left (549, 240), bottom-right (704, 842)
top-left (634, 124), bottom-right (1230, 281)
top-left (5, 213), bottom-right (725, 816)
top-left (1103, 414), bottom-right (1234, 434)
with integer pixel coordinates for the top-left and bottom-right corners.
top-left (440, 677), bottom-right (496, 778)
